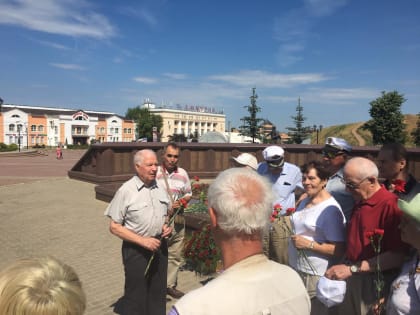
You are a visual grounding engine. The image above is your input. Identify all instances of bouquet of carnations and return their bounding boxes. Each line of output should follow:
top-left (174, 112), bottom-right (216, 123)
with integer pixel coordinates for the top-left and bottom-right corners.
top-left (183, 224), bottom-right (221, 275)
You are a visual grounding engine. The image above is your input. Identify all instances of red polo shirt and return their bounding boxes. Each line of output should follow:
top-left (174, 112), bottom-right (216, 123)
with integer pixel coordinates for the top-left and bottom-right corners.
top-left (346, 186), bottom-right (407, 262)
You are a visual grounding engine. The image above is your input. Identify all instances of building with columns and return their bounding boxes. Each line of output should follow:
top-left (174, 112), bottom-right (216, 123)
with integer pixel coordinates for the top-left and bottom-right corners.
top-left (141, 99), bottom-right (226, 142)
top-left (0, 104), bottom-right (136, 148)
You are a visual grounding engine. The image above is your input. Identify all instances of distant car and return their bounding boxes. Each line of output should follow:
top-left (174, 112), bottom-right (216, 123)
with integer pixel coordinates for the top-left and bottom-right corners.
top-left (137, 138), bottom-right (148, 142)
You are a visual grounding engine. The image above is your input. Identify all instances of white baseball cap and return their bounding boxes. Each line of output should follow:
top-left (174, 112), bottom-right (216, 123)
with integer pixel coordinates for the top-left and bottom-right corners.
top-left (262, 146), bottom-right (285, 168)
top-left (231, 153), bottom-right (258, 170)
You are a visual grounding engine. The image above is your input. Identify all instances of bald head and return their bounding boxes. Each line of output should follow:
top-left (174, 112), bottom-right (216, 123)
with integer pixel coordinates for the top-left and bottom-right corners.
top-left (344, 157), bottom-right (380, 200)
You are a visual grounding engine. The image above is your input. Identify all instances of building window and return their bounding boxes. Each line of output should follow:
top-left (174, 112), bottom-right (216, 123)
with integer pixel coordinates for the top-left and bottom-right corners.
top-left (9, 124), bottom-right (15, 132)
top-left (128, 128), bottom-right (132, 134)
top-left (31, 125), bottom-right (36, 131)
top-left (31, 136), bottom-right (35, 144)
top-left (54, 126), bottom-right (58, 134)
top-left (38, 125), bottom-right (44, 132)
top-left (123, 128), bottom-right (127, 134)
top-left (115, 128), bottom-right (119, 134)
top-left (110, 128), bottom-right (114, 133)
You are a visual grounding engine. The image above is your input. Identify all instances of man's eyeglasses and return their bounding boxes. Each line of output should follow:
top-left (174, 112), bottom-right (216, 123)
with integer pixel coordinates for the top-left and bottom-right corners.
top-left (341, 176), bottom-right (370, 190)
top-left (267, 159), bottom-right (284, 169)
top-left (322, 150), bottom-right (343, 159)
top-left (166, 154), bottom-right (179, 159)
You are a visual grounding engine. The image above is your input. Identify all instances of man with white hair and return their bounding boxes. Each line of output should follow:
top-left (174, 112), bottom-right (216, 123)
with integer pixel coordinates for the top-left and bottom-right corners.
top-left (105, 149), bottom-right (172, 315)
top-left (170, 168), bottom-right (310, 315)
top-left (325, 157), bottom-right (408, 315)
top-left (258, 145), bottom-right (304, 264)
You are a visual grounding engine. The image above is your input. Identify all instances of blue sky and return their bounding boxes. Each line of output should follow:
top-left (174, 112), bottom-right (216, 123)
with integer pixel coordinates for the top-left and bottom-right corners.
top-left (1, 0), bottom-right (419, 132)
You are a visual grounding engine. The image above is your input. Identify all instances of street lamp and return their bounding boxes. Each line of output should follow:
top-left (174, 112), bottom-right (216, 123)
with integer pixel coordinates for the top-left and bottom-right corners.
top-left (17, 123), bottom-right (21, 152)
top-left (313, 125), bottom-right (323, 144)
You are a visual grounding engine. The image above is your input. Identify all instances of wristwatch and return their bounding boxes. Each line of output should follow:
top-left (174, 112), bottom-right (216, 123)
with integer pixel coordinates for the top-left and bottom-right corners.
top-left (350, 264), bottom-right (360, 273)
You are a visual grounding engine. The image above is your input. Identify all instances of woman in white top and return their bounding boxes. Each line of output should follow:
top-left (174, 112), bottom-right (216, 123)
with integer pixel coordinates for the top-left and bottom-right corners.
top-left (288, 160), bottom-right (346, 314)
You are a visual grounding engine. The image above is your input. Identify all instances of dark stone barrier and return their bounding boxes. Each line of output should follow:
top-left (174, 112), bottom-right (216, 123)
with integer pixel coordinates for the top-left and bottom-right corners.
top-left (68, 142), bottom-right (420, 203)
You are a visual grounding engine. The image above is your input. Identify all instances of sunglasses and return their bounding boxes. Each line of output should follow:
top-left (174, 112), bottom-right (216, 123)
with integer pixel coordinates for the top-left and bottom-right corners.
top-left (267, 159), bottom-right (284, 168)
top-left (341, 176), bottom-right (369, 190)
top-left (166, 154), bottom-right (179, 158)
top-left (322, 150), bottom-right (344, 159)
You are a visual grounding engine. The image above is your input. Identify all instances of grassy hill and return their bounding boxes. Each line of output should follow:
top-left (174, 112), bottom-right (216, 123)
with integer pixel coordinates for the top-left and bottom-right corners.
top-left (310, 114), bottom-right (418, 147)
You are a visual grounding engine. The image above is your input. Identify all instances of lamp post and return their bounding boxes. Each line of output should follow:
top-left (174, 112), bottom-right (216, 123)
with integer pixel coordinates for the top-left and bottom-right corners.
top-left (17, 123), bottom-right (21, 152)
top-left (313, 125), bottom-right (323, 144)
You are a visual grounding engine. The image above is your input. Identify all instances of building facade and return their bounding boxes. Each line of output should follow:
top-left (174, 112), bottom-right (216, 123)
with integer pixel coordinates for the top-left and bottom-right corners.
top-left (0, 104), bottom-right (136, 148)
top-left (142, 100), bottom-right (226, 142)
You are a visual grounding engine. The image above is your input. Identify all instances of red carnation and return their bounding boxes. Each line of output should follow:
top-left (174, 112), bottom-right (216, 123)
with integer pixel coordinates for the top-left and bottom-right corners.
top-left (374, 229), bottom-right (384, 237)
top-left (365, 231), bottom-right (375, 238)
top-left (194, 176), bottom-right (200, 181)
top-left (392, 179), bottom-right (406, 193)
top-left (286, 208), bottom-right (296, 216)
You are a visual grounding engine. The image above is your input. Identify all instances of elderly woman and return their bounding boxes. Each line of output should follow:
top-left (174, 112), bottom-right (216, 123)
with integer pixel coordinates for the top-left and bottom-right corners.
top-left (386, 194), bottom-right (420, 315)
top-left (288, 160), bottom-right (346, 314)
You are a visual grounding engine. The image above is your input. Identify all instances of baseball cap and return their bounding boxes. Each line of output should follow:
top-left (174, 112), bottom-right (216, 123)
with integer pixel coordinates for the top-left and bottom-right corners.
top-left (324, 137), bottom-right (352, 153)
top-left (316, 276), bottom-right (347, 308)
top-left (231, 153), bottom-right (258, 170)
top-left (398, 194), bottom-right (420, 225)
top-left (262, 146), bottom-right (285, 168)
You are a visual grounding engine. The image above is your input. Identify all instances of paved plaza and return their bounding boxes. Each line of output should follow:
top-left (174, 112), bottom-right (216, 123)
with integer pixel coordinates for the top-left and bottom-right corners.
top-left (0, 149), bottom-right (205, 314)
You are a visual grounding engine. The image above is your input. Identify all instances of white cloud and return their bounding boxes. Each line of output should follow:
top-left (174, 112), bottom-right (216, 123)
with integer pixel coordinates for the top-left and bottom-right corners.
top-left (303, 87), bottom-right (379, 104)
top-left (50, 63), bottom-right (85, 70)
top-left (133, 76), bottom-right (157, 84)
top-left (34, 39), bottom-right (70, 50)
top-left (0, 0), bottom-right (116, 39)
top-left (208, 70), bottom-right (330, 88)
top-left (119, 6), bottom-right (158, 28)
top-left (163, 73), bottom-right (187, 80)
top-left (273, 0), bottom-right (348, 67)
top-left (304, 0), bottom-right (348, 17)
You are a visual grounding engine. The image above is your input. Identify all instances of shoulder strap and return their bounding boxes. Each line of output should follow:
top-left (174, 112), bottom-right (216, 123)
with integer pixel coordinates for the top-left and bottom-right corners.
top-left (161, 166), bottom-right (175, 204)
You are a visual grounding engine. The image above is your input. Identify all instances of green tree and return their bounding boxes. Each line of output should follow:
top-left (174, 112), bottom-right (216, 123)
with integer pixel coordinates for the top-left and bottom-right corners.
top-left (168, 133), bottom-right (188, 142)
top-left (286, 98), bottom-right (311, 144)
top-left (363, 91), bottom-right (407, 145)
top-left (126, 107), bottom-right (163, 141)
top-left (239, 87), bottom-right (263, 143)
top-left (411, 112), bottom-right (420, 147)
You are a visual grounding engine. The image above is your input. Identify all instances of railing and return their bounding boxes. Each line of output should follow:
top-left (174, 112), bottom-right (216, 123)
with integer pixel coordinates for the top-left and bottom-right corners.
top-left (68, 142), bottom-right (420, 202)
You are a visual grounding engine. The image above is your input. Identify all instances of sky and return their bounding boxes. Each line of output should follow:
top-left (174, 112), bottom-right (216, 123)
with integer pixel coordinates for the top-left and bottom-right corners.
top-left (0, 0), bottom-right (419, 132)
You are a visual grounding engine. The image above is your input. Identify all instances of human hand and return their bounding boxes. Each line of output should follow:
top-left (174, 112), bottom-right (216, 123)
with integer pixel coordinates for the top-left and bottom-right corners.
top-left (162, 224), bottom-right (172, 239)
top-left (290, 235), bottom-right (311, 250)
top-left (324, 264), bottom-right (352, 280)
top-left (142, 237), bottom-right (161, 251)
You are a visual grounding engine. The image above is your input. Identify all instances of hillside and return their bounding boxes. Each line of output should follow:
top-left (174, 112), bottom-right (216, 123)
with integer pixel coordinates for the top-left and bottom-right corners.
top-left (310, 114), bottom-right (418, 147)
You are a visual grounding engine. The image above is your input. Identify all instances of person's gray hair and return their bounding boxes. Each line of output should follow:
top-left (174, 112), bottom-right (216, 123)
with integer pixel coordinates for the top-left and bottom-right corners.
top-left (345, 157), bottom-right (379, 180)
top-left (133, 149), bottom-right (156, 166)
top-left (207, 168), bottom-right (274, 235)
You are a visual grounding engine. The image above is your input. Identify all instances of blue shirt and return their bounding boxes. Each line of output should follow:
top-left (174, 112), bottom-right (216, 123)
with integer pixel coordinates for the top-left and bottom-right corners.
top-left (257, 161), bottom-right (303, 213)
top-left (325, 168), bottom-right (355, 223)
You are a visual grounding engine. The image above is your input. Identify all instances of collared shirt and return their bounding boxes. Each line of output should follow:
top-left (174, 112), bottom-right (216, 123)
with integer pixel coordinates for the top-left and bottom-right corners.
top-left (104, 176), bottom-right (170, 237)
top-left (257, 161), bottom-right (303, 213)
top-left (156, 165), bottom-right (192, 201)
top-left (346, 186), bottom-right (407, 262)
top-left (326, 167), bottom-right (355, 222)
top-left (173, 254), bottom-right (311, 315)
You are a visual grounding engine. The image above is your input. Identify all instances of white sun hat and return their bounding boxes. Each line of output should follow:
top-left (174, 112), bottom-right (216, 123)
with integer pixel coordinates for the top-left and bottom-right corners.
top-left (231, 153), bottom-right (258, 170)
top-left (316, 276), bottom-right (347, 308)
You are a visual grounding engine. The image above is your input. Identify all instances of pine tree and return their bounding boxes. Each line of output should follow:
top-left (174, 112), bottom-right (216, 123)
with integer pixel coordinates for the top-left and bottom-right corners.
top-left (363, 91), bottom-right (407, 145)
top-left (239, 88), bottom-right (263, 143)
top-left (411, 112), bottom-right (420, 147)
top-left (286, 98), bottom-right (311, 144)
